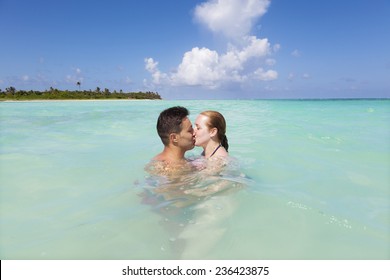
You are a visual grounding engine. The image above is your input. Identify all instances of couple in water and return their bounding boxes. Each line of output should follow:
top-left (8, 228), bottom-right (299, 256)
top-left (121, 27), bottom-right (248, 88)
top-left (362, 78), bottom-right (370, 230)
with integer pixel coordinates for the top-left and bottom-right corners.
top-left (148, 106), bottom-right (229, 175)
top-left (142, 106), bottom-right (239, 258)
top-left (143, 104), bottom-right (240, 210)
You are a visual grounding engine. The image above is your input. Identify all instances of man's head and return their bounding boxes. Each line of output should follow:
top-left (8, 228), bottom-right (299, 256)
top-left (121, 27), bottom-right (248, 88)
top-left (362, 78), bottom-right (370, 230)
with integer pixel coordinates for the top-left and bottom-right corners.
top-left (157, 106), bottom-right (194, 150)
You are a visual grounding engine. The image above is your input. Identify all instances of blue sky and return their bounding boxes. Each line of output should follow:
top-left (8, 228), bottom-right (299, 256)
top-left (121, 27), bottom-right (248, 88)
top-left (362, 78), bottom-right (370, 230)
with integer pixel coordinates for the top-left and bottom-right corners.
top-left (1, 0), bottom-right (389, 99)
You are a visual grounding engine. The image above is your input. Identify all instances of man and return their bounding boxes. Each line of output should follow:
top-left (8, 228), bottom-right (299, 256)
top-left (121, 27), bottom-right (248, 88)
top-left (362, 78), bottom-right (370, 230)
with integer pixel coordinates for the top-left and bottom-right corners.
top-left (142, 106), bottom-right (196, 211)
top-left (151, 106), bottom-right (195, 169)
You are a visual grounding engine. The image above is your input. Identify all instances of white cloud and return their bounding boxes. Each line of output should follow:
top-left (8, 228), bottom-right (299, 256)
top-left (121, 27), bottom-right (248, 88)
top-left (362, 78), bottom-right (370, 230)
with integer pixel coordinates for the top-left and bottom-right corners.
top-left (253, 68), bottom-right (278, 81)
top-left (237, 36), bottom-right (270, 61)
top-left (145, 0), bottom-right (277, 91)
top-left (266, 58), bottom-right (276, 66)
top-left (144, 58), bottom-right (168, 85)
top-left (291, 49), bottom-right (301, 57)
top-left (171, 47), bottom-right (221, 87)
top-left (146, 37), bottom-right (273, 89)
top-left (170, 37), bottom-right (271, 87)
top-left (124, 76), bottom-right (132, 84)
top-left (145, 58), bottom-right (158, 73)
top-left (65, 68), bottom-right (84, 84)
top-left (194, 0), bottom-right (270, 40)
top-left (65, 75), bottom-right (73, 83)
top-left (273, 43), bottom-right (281, 52)
top-left (1, 73), bottom-right (61, 89)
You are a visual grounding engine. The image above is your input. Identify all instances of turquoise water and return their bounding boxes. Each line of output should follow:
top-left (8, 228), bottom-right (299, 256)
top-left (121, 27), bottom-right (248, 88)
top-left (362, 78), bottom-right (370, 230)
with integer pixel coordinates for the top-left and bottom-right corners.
top-left (0, 99), bottom-right (389, 259)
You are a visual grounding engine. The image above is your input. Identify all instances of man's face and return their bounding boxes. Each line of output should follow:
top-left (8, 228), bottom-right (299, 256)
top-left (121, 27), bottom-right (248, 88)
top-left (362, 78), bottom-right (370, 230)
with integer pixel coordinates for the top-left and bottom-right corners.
top-left (177, 117), bottom-right (195, 151)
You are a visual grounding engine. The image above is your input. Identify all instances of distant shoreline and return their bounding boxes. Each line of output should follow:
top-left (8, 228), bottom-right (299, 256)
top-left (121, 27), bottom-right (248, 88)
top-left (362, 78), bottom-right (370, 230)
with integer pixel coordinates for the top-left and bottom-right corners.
top-left (0, 88), bottom-right (162, 100)
top-left (1, 98), bottom-right (388, 102)
top-left (1, 99), bottom-right (161, 102)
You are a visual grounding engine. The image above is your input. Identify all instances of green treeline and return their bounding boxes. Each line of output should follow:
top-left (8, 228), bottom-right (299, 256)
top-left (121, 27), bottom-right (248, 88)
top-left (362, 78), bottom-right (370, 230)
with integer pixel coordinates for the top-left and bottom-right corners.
top-left (0, 87), bottom-right (162, 100)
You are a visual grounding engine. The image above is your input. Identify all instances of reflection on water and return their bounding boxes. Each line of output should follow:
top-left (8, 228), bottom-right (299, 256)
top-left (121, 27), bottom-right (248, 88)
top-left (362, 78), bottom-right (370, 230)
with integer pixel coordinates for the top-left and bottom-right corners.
top-left (140, 156), bottom-right (248, 259)
top-left (0, 100), bottom-right (389, 259)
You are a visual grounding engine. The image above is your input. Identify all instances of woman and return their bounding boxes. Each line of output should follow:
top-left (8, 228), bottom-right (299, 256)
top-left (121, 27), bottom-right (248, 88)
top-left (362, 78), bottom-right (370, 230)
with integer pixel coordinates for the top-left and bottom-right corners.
top-left (194, 110), bottom-right (229, 159)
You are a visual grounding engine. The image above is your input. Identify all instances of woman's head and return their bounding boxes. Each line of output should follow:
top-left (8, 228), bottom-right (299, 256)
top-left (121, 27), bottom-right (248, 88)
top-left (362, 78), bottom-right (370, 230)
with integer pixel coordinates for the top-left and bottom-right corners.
top-left (194, 110), bottom-right (228, 151)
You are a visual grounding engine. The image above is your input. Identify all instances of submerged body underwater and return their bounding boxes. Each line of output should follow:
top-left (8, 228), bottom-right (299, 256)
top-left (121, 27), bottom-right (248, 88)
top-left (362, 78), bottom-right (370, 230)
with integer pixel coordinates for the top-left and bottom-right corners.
top-left (0, 99), bottom-right (389, 259)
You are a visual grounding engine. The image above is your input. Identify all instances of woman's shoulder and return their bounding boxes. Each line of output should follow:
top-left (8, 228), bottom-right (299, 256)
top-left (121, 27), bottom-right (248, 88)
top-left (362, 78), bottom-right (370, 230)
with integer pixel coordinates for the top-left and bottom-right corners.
top-left (213, 146), bottom-right (228, 158)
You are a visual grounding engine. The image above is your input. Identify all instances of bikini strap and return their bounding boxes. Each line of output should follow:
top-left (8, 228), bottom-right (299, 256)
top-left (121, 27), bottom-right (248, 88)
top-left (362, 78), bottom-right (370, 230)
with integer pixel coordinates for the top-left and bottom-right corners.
top-left (209, 144), bottom-right (222, 158)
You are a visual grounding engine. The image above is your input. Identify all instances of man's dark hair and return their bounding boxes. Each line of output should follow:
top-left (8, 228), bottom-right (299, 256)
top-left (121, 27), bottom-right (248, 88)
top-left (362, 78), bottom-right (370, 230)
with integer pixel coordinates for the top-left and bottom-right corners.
top-left (157, 106), bottom-right (189, 146)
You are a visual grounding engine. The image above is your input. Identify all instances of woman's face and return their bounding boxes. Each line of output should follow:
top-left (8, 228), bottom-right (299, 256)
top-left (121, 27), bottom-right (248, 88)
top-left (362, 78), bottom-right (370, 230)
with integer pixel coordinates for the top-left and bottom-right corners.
top-left (194, 114), bottom-right (211, 147)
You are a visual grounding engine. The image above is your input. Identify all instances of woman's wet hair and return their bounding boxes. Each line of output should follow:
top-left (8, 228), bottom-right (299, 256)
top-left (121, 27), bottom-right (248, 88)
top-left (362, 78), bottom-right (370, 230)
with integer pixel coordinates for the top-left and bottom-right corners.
top-left (200, 110), bottom-right (229, 152)
top-left (157, 106), bottom-right (189, 146)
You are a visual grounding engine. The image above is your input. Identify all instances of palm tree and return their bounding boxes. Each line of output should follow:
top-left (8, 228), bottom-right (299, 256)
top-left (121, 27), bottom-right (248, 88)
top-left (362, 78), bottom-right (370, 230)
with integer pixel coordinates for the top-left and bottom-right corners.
top-left (76, 81), bottom-right (81, 90)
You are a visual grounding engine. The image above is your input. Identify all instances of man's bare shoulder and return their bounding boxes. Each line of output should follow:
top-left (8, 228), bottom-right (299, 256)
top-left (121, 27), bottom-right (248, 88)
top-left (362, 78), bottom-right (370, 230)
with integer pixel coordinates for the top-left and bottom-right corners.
top-left (145, 158), bottom-right (168, 175)
top-left (145, 158), bottom-right (195, 177)
top-left (152, 152), bottom-right (164, 161)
